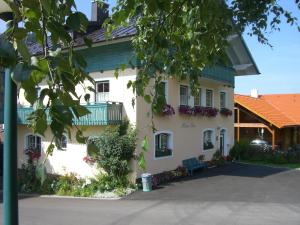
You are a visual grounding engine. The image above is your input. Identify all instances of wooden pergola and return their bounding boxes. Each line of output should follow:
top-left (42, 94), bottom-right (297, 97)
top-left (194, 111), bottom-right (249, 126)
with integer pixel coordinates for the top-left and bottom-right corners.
top-left (235, 107), bottom-right (276, 150)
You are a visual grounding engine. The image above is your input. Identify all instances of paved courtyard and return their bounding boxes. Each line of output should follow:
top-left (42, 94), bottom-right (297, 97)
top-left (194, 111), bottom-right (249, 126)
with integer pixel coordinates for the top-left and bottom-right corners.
top-left (1, 163), bottom-right (300, 225)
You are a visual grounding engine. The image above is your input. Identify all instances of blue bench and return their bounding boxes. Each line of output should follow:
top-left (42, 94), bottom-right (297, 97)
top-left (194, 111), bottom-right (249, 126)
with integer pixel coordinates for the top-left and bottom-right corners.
top-left (182, 157), bottom-right (208, 176)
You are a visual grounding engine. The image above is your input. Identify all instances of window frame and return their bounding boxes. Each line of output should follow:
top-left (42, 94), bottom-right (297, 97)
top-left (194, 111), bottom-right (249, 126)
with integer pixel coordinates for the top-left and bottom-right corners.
top-left (24, 134), bottom-right (42, 153)
top-left (154, 131), bottom-right (174, 159)
top-left (179, 85), bottom-right (189, 106)
top-left (194, 88), bottom-right (202, 106)
top-left (220, 91), bottom-right (226, 109)
top-left (95, 80), bottom-right (110, 102)
top-left (203, 129), bottom-right (215, 151)
top-left (205, 89), bottom-right (214, 107)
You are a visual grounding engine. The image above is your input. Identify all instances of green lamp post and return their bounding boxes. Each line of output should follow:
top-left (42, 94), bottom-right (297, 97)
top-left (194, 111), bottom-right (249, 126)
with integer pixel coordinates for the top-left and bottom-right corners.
top-left (0, 1), bottom-right (19, 225)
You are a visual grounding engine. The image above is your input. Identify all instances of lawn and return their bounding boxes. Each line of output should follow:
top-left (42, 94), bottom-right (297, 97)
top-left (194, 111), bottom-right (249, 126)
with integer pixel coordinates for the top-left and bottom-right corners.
top-left (240, 160), bottom-right (300, 169)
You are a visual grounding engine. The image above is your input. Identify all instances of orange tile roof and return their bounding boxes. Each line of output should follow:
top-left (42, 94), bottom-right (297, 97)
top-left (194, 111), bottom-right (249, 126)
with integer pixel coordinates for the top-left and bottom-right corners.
top-left (234, 94), bottom-right (300, 128)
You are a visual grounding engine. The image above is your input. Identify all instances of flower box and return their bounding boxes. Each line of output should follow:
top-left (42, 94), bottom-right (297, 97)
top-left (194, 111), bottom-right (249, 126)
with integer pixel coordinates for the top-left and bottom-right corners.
top-left (220, 108), bottom-right (233, 117)
top-left (178, 105), bottom-right (193, 115)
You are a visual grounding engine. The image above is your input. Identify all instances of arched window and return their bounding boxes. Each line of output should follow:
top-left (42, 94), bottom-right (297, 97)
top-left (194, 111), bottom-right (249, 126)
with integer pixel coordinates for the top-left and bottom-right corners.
top-left (154, 131), bottom-right (173, 158)
top-left (58, 134), bottom-right (68, 150)
top-left (203, 129), bottom-right (215, 150)
top-left (25, 134), bottom-right (41, 153)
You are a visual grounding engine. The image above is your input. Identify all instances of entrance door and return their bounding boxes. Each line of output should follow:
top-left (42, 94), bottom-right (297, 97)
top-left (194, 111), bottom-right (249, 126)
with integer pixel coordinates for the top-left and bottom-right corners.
top-left (220, 129), bottom-right (226, 156)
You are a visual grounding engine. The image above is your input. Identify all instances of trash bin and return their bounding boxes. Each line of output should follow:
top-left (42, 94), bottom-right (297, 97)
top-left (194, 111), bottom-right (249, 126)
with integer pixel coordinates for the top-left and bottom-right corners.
top-left (141, 173), bottom-right (152, 192)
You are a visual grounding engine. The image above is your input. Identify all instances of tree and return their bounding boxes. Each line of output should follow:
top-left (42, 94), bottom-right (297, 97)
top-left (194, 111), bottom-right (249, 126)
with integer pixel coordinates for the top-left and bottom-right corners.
top-left (0, 0), bottom-right (299, 153)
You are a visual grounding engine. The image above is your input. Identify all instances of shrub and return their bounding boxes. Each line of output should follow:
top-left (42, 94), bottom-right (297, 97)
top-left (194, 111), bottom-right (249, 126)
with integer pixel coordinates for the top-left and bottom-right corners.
top-left (229, 140), bottom-right (250, 160)
top-left (18, 161), bottom-right (58, 194)
top-left (211, 150), bottom-right (226, 166)
top-left (87, 121), bottom-right (136, 181)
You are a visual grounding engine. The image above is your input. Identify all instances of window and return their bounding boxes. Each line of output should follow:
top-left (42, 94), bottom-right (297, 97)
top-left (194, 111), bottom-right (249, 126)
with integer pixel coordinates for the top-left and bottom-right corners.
top-left (58, 134), bottom-right (67, 150)
top-left (154, 131), bottom-right (173, 158)
top-left (25, 134), bottom-right (41, 152)
top-left (220, 91), bottom-right (226, 108)
top-left (203, 130), bottom-right (214, 150)
top-left (194, 88), bottom-right (202, 106)
top-left (206, 89), bottom-right (213, 107)
top-left (180, 85), bottom-right (188, 106)
top-left (96, 80), bottom-right (110, 102)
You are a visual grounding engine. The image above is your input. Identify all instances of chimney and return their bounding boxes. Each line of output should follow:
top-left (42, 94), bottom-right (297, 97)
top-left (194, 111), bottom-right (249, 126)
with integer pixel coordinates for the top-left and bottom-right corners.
top-left (250, 89), bottom-right (259, 98)
top-left (91, 1), bottom-right (109, 25)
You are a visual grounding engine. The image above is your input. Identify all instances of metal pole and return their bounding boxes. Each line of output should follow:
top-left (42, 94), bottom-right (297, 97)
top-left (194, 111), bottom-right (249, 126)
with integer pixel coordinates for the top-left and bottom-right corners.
top-left (3, 43), bottom-right (19, 225)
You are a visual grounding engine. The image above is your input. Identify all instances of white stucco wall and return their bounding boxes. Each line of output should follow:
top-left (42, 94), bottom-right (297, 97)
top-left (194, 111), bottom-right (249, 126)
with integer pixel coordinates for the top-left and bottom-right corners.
top-left (135, 77), bottom-right (234, 176)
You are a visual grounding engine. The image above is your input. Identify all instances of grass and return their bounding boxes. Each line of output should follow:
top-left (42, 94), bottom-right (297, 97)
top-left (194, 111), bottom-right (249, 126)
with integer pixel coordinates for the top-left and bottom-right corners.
top-left (240, 160), bottom-right (300, 169)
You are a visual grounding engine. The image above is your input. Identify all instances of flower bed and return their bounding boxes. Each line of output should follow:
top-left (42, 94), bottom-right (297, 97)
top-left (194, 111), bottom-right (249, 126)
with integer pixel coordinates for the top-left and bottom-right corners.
top-left (220, 108), bottom-right (233, 117)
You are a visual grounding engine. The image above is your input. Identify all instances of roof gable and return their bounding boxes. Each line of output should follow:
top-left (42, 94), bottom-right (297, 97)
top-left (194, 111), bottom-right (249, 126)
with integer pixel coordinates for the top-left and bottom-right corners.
top-left (235, 94), bottom-right (300, 128)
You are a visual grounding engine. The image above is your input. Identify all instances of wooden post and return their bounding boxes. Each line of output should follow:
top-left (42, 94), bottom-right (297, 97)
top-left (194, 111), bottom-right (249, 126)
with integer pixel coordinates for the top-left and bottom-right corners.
top-left (237, 108), bottom-right (240, 142)
top-left (271, 130), bottom-right (275, 151)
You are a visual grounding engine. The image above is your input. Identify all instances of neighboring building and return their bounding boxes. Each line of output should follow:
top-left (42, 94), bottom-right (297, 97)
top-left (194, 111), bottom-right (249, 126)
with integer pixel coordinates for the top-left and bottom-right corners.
top-left (16, 2), bottom-right (259, 179)
top-left (235, 91), bottom-right (300, 150)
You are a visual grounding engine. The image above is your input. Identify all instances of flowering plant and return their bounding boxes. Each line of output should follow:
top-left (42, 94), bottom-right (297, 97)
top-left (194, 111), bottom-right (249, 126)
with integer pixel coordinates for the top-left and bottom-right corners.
top-left (83, 155), bottom-right (96, 165)
top-left (24, 148), bottom-right (41, 161)
top-left (161, 104), bottom-right (175, 116)
top-left (204, 107), bottom-right (219, 117)
top-left (220, 108), bottom-right (233, 117)
top-left (193, 106), bottom-right (218, 117)
top-left (193, 106), bottom-right (206, 116)
top-left (178, 105), bottom-right (193, 115)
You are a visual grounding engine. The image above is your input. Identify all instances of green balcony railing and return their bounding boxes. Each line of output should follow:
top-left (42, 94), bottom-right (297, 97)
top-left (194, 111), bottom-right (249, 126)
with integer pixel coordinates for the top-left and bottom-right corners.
top-left (17, 102), bottom-right (123, 126)
top-left (202, 65), bottom-right (236, 87)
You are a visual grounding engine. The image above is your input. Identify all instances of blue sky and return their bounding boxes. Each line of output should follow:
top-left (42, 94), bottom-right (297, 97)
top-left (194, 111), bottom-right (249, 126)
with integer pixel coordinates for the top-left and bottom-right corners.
top-left (1, 0), bottom-right (299, 95)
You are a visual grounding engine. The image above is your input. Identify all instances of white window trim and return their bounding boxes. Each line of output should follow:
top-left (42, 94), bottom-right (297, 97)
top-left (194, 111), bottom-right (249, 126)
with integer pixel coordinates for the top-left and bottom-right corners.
top-left (153, 130), bottom-right (174, 160)
top-left (179, 84), bottom-right (189, 106)
top-left (219, 90), bottom-right (227, 109)
top-left (95, 79), bottom-right (111, 103)
top-left (202, 128), bottom-right (215, 151)
top-left (24, 133), bottom-right (43, 152)
top-left (162, 80), bottom-right (169, 104)
top-left (205, 88), bottom-right (214, 108)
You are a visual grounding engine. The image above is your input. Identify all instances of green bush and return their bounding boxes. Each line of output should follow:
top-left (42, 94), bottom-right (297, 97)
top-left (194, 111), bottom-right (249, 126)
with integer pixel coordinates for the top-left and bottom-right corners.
top-left (87, 122), bottom-right (136, 180)
top-left (230, 140), bottom-right (250, 160)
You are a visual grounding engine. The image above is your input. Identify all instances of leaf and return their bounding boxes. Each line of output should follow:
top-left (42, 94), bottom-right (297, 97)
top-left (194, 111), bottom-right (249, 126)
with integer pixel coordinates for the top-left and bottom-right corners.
top-left (144, 95), bottom-right (152, 103)
top-left (16, 39), bottom-right (31, 61)
top-left (138, 153), bottom-right (146, 171)
top-left (141, 136), bottom-right (149, 152)
top-left (76, 130), bottom-right (87, 144)
top-left (84, 93), bottom-right (90, 102)
top-left (72, 105), bottom-right (91, 118)
top-left (11, 63), bottom-right (30, 83)
top-left (66, 12), bottom-right (89, 32)
top-left (14, 28), bottom-right (28, 39)
top-left (46, 143), bottom-right (55, 156)
top-left (83, 37), bottom-right (93, 47)
top-left (0, 38), bottom-right (17, 67)
top-left (35, 163), bottom-right (47, 185)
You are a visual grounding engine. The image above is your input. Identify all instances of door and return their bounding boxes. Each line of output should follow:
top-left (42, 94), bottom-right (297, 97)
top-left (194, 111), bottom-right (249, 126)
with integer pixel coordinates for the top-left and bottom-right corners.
top-left (220, 129), bottom-right (226, 156)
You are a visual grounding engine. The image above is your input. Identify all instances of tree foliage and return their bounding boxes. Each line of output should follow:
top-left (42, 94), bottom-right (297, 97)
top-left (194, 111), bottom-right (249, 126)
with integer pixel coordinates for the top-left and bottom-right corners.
top-left (0, 0), bottom-right (299, 152)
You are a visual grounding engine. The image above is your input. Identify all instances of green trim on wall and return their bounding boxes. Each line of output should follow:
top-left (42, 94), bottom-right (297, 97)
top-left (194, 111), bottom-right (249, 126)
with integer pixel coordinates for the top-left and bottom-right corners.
top-left (81, 41), bottom-right (137, 73)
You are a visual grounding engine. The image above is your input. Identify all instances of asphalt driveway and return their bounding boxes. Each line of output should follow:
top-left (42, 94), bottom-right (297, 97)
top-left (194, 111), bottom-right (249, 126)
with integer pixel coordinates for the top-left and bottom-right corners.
top-left (1, 163), bottom-right (300, 225)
